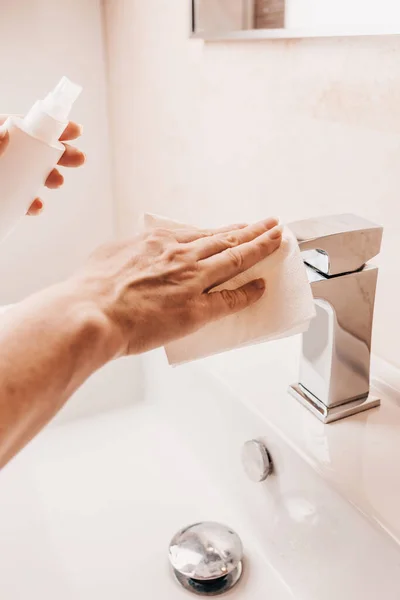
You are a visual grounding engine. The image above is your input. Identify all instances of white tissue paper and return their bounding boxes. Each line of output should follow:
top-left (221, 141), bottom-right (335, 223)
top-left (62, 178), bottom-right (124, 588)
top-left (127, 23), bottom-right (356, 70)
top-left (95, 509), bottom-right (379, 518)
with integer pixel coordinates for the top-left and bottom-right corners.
top-left (142, 213), bottom-right (316, 365)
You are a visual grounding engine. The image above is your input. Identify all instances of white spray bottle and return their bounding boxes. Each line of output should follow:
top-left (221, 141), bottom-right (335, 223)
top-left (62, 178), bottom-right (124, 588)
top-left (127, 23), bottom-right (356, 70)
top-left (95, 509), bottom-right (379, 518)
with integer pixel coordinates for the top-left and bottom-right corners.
top-left (0, 76), bottom-right (82, 241)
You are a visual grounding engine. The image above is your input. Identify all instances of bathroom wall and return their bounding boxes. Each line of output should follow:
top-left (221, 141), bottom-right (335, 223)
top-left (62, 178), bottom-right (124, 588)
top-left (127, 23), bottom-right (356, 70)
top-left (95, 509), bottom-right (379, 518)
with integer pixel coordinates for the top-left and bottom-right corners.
top-left (285, 0), bottom-right (400, 29)
top-left (103, 0), bottom-right (400, 367)
top-left (0, 0), bottom-right (114, 300)
top-left (0, 0), bottom-right (141, 422)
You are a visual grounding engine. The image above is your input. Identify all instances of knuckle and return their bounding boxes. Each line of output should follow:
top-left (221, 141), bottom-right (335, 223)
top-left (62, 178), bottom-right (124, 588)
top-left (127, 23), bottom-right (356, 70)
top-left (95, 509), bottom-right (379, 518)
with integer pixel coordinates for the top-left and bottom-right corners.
top-left (145, 236), bottom-right (163, 253)
top-left (193, 229), bottom-right (211, 238)
top-left (146, 228), bottom-right (164, 243)
top-left (222, 233), bottom-right (239, 248)
top-left (226, 248), bottom-right (244, 270)
top-left (221, 289), bottom-right (241, 311)
top-left (258, 237), bottom-right (274, 254)
top-left (237, 287), bottom-right (250, 305)
top-left (146, 227), bottom-right (173, 246)
top-left (144, 230), bottom-right (176, 254)
top-left (161, 248), bottom-right (200, 283)
top-left (163, 245), bottom-right (189, 263)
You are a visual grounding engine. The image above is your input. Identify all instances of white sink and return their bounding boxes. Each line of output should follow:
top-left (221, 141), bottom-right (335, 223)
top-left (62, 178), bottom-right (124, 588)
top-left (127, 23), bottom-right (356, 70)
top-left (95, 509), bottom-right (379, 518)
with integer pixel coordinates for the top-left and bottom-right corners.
top-left (0, 347), bottom-right (399, 598)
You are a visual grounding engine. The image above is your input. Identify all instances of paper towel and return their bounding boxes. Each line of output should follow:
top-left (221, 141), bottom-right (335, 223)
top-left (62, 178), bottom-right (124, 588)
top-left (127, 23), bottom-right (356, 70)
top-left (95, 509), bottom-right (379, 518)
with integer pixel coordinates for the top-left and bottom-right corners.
top-left (142, 214), bottom-right (315, 365)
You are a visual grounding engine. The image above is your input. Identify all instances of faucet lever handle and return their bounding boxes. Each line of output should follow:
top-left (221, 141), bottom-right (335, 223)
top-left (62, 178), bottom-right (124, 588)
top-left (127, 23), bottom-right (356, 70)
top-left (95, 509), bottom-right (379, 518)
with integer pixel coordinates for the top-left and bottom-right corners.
top-left (288, 213), bottom-right (383, 276)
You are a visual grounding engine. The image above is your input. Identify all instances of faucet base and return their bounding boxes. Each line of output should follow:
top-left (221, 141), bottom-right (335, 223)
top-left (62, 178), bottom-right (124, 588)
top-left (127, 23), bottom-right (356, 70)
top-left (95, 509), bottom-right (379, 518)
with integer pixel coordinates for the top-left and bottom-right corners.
top-left (288, 384), bottom-right (380, 424)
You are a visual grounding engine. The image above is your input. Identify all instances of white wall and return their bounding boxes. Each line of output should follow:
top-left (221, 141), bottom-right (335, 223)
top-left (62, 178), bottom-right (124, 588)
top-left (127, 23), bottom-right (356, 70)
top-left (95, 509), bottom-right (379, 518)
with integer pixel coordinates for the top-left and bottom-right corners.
top-left (0, 0), bottom-right (141, 422)
top-left (103, 0), bottom-right (400, 368)
top-left (0, 0), bottom-right (114, 301)
top-left (286, 0), bottom-right (400, 29)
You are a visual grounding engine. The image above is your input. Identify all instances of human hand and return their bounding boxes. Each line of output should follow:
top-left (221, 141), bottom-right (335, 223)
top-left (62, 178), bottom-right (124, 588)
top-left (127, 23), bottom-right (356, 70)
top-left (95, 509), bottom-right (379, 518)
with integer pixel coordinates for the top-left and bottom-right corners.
top-left (71, 218), bottom-right (283, 357)
top-left (0, 116), bottom-right (85, 215)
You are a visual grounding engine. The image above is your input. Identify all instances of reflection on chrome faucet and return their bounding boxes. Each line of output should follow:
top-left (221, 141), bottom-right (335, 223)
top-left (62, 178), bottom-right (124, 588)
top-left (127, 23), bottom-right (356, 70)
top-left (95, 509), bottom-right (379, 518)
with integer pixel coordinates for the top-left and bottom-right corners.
top-left (288, 214), bottom-right (383, 424)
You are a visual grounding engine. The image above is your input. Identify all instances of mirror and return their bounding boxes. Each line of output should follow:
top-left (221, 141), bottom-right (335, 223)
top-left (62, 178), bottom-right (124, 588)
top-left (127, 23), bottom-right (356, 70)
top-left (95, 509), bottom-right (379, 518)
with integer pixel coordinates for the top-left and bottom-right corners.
top-left (191, 0), bottom-right (400, 40)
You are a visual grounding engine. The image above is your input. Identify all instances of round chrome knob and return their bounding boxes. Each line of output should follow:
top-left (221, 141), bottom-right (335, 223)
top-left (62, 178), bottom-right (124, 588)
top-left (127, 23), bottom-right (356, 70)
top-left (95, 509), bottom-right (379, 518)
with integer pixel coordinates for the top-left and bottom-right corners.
top-left (242, 440), bottom-right (272, 482)
top-left (169, 521), bottom-right (243, 596)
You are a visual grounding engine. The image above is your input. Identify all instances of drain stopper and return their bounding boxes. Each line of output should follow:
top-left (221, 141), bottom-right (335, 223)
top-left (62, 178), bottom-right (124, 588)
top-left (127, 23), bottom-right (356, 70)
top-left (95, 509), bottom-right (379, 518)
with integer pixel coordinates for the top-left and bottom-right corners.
top-left (168, 521), bottom-right (244, 596)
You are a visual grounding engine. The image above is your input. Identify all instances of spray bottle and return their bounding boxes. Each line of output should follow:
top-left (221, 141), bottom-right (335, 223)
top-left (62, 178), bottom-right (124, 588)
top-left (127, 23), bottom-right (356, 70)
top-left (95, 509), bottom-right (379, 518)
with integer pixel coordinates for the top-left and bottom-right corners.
top-left (0, 77), bottom-right (82, 241)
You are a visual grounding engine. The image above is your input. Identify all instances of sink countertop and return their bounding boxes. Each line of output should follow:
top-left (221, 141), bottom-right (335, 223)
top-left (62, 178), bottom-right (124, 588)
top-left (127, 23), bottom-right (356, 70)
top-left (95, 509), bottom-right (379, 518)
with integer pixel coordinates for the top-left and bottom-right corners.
top-left (188, 337), bottom-right (400, 546)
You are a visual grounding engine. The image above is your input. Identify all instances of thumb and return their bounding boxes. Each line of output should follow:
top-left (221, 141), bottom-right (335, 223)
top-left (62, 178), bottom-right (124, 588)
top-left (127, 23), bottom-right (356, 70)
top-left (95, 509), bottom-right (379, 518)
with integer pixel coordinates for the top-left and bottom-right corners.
top-left (0, 128), bottom-right (9, 157)
top-left (204, 278), bottom-right (266, 322)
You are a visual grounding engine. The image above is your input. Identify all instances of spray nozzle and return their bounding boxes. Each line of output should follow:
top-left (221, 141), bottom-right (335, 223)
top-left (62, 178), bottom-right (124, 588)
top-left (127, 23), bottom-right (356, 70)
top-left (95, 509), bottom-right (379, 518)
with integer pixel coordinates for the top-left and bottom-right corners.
top-left (22, 76), bottom-right (83, 145)
top-left (42, 76), bottom-right (82, 122)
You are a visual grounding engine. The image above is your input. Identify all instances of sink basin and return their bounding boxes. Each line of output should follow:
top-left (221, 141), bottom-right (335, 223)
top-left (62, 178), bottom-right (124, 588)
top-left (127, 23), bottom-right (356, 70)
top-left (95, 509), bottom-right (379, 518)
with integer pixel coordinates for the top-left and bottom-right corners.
top-left (0, 348), bottom-right (399, 598)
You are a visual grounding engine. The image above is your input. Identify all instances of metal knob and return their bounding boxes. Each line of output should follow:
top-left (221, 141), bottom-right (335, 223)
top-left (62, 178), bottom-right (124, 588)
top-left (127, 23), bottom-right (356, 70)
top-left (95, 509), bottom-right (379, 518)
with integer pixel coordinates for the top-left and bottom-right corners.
top-left (169, 521), bottom-right (243, 596)
top-left (242, 440), bottom-right (272, 482)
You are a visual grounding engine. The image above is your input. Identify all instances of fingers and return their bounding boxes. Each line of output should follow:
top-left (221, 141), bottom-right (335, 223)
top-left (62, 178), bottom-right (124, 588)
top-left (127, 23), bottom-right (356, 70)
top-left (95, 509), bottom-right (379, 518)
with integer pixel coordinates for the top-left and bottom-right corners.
top-left (43, 144), bottom-right (85, 189)
top-left (201, 224), bottom-right (283, 289)
top-left (0, 128), bottom-right (9, 157)
top-left (27, 198), bottom-right (44, 216)
top-left (0, 116), bottom-right (85, 167)
top-left (59, 121), bottom-right (83, 141)
top-left (0, 117), bottom-right (82, 141)
top-left (190, 217), bottom-right (279, 260)
top-left (58, 143), bottom-right (85, 167)
top-left (174, 223), bottom-right (247, 244)
top-left (45, 168), bottom-right (64, 189)
top-left (0, 117), bottom-right (83, 141)
top-left (204, 278), bottom-right (266, 321)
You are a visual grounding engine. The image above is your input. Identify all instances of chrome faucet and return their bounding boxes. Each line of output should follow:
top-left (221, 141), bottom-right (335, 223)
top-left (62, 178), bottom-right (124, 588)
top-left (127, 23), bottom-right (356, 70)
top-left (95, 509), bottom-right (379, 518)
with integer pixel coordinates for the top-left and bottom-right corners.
top-left (288, 214), bottom-right (383, 424)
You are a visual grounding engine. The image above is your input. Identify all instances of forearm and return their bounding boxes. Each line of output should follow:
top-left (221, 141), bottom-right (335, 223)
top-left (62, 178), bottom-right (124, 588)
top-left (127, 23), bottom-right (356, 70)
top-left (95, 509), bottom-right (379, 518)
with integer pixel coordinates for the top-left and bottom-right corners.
top-left (0, 282), bottom-right (115, 467)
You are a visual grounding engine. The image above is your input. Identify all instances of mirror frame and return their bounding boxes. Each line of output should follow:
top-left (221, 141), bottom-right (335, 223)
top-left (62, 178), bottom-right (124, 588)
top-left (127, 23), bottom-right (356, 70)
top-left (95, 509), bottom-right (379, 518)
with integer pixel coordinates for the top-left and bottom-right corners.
top-left (190, 1), bottom-right (400, 41)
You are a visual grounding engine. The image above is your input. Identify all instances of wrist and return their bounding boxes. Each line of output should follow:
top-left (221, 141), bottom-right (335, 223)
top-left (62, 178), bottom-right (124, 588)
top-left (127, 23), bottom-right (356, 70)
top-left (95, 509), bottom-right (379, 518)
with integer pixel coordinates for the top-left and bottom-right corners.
top-left (51, 279), bottom-right (124, 365)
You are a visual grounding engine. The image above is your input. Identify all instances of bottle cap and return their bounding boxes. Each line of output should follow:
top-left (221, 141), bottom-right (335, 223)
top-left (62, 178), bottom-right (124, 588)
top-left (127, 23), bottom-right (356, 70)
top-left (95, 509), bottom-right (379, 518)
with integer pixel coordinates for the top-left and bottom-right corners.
top-left (42, 77), bottom-right (82, 122)
top-left (23, 76), bottom-right (82, 144)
